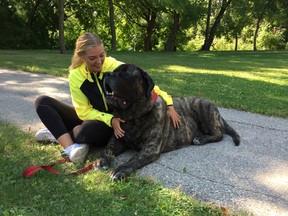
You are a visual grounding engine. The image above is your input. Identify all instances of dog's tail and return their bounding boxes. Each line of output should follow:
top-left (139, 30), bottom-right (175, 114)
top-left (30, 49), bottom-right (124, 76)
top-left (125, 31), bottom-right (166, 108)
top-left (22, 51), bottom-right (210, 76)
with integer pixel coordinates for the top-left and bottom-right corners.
top-left (223, 119), bottom-right (240, 146)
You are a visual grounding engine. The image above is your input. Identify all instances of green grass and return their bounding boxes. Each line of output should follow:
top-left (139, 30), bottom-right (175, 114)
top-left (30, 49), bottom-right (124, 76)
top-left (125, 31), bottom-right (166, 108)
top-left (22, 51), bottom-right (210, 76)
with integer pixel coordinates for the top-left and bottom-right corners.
top-left (0, 50), bottom-right (287, 118)
top-left (0, 122), bottom-right (248, 216)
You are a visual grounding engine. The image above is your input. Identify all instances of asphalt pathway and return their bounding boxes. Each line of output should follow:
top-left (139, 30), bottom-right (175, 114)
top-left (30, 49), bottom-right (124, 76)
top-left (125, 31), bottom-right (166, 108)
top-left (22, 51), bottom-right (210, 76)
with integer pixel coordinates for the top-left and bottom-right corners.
top-left (1, 68), bottom-right (287, 216)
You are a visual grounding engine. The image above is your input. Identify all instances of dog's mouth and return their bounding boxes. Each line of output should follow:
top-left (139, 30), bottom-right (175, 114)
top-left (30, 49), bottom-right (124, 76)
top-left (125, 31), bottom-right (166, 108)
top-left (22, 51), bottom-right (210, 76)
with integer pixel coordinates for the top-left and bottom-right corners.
top-left (106, 91), bottom-right (129, 108)
top-left (104, 80), bottom-right (131, 110)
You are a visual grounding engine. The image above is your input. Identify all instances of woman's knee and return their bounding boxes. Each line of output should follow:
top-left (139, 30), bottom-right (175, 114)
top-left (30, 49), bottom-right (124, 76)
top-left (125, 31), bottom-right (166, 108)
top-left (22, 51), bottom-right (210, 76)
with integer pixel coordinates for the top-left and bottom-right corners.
top-left (35, 95), bottom-right (53, 109)
top-left (72, 121), bottom-right (113, 144)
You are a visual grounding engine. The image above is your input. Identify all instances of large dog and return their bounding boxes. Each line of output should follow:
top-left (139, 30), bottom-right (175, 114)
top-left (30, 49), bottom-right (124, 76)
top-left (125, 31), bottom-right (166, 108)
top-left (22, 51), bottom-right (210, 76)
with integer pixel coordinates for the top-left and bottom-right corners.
top-left (94, 64), bottom-right (240, 180)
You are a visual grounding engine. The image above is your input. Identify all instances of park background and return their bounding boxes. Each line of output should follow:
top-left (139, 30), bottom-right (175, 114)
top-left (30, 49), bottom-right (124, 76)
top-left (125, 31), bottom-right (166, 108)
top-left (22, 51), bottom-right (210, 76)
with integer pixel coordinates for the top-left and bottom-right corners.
top-left (1, 0), bottom-right (288, 52)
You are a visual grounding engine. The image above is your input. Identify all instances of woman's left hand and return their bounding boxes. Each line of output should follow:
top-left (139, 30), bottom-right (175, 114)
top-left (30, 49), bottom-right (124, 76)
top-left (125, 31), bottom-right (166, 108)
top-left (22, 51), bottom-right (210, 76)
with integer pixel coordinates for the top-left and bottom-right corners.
top-left (111, 117), bottom-right (125, 138)
top-left (168, 106), bottom-right (181, 129)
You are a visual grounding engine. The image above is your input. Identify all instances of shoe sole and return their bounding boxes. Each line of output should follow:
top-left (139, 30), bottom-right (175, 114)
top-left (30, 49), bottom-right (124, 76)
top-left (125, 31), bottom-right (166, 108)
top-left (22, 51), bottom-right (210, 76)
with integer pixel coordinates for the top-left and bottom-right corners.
top-left (35, 129), bottom-right (58, 143)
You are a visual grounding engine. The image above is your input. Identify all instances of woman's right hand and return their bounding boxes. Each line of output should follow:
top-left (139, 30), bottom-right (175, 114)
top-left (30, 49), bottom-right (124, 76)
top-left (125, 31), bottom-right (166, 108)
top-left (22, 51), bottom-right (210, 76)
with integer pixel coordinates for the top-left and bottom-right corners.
top-left (111, 117), bottom-right (125, 139)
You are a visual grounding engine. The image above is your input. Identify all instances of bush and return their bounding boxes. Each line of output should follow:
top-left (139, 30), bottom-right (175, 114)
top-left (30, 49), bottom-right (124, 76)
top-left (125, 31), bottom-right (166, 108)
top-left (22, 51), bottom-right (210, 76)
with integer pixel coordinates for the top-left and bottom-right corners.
top-left (259, 27), bottom-right (286, 50)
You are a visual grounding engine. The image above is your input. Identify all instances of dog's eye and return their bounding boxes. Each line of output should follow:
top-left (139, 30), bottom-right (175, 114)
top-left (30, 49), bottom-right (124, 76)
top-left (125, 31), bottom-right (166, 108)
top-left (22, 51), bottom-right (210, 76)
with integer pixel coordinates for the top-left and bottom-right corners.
top-left (121, 100), bottom-right (130, 106)
top-left (116, 97), bottom-right (128, 105)
top-left (116, 98), bottom-right (130, 109)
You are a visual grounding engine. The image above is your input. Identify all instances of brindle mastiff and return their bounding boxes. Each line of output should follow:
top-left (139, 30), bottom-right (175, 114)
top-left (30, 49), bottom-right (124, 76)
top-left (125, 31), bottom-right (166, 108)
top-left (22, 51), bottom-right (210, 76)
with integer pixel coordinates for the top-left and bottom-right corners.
top-left (94, 64), bottom-right (240, 180)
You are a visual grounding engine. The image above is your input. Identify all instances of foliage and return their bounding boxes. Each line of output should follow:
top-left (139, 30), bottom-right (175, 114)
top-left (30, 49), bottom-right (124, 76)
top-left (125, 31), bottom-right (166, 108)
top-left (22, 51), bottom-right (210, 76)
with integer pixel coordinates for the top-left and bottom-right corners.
top-left (220, 1), bottom-right (252, 49)
top-left (0, 0), bottom-right (287, 51)
top-left (259, 26), bottom-right (286, 50)
top-left (0, 0), bottom-right (27, 48)
top-left (156, 0), bottom-right (206, 51)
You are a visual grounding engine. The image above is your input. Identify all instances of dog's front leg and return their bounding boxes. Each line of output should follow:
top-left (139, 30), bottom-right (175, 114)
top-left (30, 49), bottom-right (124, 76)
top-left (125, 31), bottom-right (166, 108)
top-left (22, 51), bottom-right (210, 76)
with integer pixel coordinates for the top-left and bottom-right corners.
top-left (111, 141), bottom-right (161, 181)
top-left (94, 136), bottom-right (126, 170)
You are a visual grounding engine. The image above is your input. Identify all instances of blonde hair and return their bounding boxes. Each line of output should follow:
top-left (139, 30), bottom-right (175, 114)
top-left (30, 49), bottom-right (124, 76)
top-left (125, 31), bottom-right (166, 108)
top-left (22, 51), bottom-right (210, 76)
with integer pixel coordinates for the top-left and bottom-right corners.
top-left (69, 32), bottom-right (103, 70)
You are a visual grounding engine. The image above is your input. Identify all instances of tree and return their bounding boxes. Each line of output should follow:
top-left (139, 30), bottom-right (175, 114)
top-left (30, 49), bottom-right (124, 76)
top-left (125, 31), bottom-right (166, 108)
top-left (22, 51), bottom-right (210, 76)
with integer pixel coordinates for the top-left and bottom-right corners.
top-left (203, 0), bottom-right (212, 51)
top-left (2, 0), bottom-right (288, 50)
top-left (251, 0), bottom-right (275, 51)
top-left (59, 0), bottom-right (66, 54)
top-left (162, 0), bottom-right (205, 51)
top-left (0, 0), bottom-right (27, 48)
top-left (108, 0), bottom-right (117, 51)
top-left (164, 10), bottom-right (180, 51)
top-left (114, 0), bottom-right (161, 51)
top-left (26, 0), bottom-right (43, 28)
top-left (16, 0), bottom-right (59, 48)
top-left (200, 0), bottom-right (231, 51)
top-left (143, 7), bottom-right (157, 51)
top-left (274, 0), bottom-right (288, 46)
top-left (221, 0), bottom-right (251, 50)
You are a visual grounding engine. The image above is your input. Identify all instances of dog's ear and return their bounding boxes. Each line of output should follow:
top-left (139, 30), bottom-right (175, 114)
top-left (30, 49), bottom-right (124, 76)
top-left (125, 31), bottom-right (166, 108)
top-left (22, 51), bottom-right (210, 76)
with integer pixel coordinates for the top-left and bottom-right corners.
top-left (138, 66), bottom-right (155, 99)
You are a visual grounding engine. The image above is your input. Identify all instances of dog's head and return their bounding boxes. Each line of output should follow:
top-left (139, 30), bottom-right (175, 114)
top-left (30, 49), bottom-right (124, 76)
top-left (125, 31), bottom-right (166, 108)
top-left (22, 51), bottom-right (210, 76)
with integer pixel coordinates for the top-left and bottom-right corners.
top-left (104, 64), bottom-right (155, 120)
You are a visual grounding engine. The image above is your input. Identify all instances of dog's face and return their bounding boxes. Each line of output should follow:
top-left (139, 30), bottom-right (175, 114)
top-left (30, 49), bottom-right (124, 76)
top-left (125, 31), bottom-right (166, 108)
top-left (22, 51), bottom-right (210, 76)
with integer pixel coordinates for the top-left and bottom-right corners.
top-left (104, 64), bottom-right (155, 120)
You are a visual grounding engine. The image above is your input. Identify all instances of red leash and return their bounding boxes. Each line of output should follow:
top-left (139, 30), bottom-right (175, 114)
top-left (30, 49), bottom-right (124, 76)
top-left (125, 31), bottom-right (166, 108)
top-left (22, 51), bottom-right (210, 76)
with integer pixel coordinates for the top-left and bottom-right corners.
top-left (23, 157), bottom-right (94, 178)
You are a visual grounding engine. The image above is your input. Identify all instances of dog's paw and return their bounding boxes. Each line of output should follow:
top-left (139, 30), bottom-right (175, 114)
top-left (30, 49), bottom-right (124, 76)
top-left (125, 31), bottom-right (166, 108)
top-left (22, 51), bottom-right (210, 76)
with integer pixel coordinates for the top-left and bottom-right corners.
top-left (93, 158), bottom-right (110, 171)
top-left (192, 137), bottom-right (203, 145)
top-left (110, 166), bottom-right (131, 181)
top-left (110, 171), bottom-right (125, 181)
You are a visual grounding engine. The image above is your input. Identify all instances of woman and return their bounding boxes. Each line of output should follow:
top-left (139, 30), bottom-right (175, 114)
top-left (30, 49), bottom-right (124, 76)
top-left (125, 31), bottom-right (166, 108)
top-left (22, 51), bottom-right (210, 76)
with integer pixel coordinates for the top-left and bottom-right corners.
top-left (35, 32), bottom-right (180, 163)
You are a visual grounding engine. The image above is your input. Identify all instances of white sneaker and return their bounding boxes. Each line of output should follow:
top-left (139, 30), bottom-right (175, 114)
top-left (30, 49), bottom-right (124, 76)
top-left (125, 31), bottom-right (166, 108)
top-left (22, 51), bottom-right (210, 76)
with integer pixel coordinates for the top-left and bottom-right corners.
top-left (68, 144), bottom-right (89, 163)
top-left (35, 128), bottom-right (58, 143)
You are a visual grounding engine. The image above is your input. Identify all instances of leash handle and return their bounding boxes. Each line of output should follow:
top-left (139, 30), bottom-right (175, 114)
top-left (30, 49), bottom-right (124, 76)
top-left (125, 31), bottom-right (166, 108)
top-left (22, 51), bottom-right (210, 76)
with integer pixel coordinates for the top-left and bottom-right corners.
top-left (23, 165), bottom-right (61, 177)
top-left (22, 157), bottom-right (75, 178)
top-left (23, 157), bottom-right (70, 178)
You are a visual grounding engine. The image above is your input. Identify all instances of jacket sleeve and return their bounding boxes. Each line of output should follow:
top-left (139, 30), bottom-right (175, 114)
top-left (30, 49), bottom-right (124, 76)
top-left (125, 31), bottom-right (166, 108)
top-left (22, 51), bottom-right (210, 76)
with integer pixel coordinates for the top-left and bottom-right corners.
top-left (69, 68), bottom-right (114, 127)
top-left (153, 85), bottom-right (173, 105)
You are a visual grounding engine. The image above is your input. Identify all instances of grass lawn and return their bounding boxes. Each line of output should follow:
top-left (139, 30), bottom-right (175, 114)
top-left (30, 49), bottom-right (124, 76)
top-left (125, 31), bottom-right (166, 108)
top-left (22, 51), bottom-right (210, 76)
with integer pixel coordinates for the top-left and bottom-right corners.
top-left (0, 122), bottom-right (246, 216)
top-left (0, 49), bottom-right (287, 118)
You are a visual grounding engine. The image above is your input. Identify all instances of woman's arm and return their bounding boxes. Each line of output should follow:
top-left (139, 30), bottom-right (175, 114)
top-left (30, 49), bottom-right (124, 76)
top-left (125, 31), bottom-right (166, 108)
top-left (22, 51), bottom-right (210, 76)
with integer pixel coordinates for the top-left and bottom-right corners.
top-left (153, 85), bottom-right (181, 128)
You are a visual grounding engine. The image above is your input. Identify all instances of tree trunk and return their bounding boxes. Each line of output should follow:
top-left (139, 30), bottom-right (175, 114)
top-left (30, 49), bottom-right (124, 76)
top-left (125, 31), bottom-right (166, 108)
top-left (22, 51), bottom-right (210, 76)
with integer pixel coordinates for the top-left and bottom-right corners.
top-left (200, 0), bottom-right (231, 51)
top-left (27, 0), bottom-right (43, 28)
top-left (253, 0), bottom-right (273, 51)
top-left (108, 0), bottom-right (116, 51)
top-left (164, 11), bottom-right (180, 51)
top-left (234, 33), bottom-right (238, 51)
top-left (253, 16), bottom-right (262, 51)
top-left (59, 0), bottom-right (66, 54)
top-left (144, 11), bottom-right (157, 51)
top-left (202, 0), bottom-right (212, 51)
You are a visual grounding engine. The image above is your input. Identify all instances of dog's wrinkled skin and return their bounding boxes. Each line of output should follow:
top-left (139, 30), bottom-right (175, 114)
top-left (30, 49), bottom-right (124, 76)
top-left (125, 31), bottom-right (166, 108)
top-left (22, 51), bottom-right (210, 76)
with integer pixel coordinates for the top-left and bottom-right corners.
top-left (94, 64), bottom-right (240, 181)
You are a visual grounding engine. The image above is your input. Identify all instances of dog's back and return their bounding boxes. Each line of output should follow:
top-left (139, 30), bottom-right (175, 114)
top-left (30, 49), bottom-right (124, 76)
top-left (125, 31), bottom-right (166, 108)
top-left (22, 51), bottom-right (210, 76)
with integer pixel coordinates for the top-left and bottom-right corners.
top-left (169, 97), bottom-right (240, 146)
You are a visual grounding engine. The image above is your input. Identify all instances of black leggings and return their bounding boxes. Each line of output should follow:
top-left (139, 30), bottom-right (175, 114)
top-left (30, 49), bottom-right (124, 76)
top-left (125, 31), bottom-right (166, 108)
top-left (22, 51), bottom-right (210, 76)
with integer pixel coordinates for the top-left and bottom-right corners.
top-left (35, 95), bottom-right (113, 145)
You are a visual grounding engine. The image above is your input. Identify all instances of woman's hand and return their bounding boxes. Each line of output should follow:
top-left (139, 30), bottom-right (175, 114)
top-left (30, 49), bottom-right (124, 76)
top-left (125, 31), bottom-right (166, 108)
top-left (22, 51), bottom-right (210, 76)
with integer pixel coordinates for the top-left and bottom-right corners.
top-left (111, 117), bottom-right (125, 138)
top-left (168, 106), bottom-right (181, 129)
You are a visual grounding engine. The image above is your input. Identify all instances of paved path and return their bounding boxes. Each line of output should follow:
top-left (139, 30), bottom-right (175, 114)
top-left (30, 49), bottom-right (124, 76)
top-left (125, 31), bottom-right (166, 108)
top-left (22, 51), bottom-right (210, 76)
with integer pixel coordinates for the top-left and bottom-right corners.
top-left (1, 68), bottom-right (288, 216)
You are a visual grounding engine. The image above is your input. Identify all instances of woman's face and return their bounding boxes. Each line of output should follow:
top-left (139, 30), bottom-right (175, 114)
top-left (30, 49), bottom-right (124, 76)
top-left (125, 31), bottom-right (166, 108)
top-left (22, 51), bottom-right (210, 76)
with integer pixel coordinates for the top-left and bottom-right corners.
top-left (81, 45), bottom-right (105, 73)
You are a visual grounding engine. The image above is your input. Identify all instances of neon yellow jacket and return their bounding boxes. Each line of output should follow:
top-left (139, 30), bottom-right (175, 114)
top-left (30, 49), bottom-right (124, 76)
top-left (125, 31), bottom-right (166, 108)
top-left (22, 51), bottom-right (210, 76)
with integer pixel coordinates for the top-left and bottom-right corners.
top-left (69, 56), bottom-right (173, 127)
